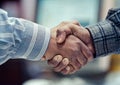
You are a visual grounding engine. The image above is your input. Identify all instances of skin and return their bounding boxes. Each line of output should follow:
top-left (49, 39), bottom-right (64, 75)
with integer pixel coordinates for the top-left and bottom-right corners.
top-left (48, 21), bottom-right (95, 74)
top-left (43, 21), bottom-right (94, 74)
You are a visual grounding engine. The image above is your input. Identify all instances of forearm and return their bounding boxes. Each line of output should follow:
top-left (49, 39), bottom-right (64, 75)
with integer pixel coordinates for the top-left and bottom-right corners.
top-left (0, 9), bottom-right (50, 65)
top-left (86, 20), bottom-right (120, 57)
top-left (86, 8), bottom-right (120, 58)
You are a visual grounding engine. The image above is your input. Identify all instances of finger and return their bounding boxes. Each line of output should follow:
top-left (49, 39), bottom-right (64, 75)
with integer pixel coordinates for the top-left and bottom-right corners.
top-left (56, 21), bottom-right (77, 44)
top-left (71, 20), bottom-right (81, 26)
top-left (68, 64), bottom-right (76, 74)
top-left (80, 41), bottom-right (93, 62)
top-left (68, 24), bottom-right (83, 38)
top-left (69, 57), bottom-right (81, 71)
top-left (54, 58), bottom-right (69, 72)
top-left (56, 22), bottom-right (82, 44)
top-left (56, 30), bottom-right (67, 43)
top-left (56, 27), bottom-right (72, 44)
top-left (77, 53), bottom-right (87, 66)
top-left (48, 55), bottom-right (63, 67)
top-left (56, 22), bottom-right (83, 44)
top-left (88, 43), bottom-right (95, 59)
top-left (61, 65), bottom-right (75, 75)
top-left (68, 26), bottom-right (94, 62)
top-left (61, 66), bottom-right (71, 75)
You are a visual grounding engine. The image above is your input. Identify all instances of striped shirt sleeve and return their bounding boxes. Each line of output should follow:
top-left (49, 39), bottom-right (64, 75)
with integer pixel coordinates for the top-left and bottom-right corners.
top-left (0, 9), bottom-right (50, 65)
top-left (86, 8), bottom-right (120, 58)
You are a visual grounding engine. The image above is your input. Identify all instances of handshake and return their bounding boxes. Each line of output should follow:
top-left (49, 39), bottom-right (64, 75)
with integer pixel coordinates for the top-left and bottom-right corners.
top-left (43, 21), bottom-right (95, 75)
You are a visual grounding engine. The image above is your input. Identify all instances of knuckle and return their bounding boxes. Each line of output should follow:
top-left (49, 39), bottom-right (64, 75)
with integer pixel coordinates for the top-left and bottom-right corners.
top-left (74, 21), bottom-right (79, 24)
top-left (62, 58), bottom-right (69, 65)
top-left (72, 20), bottom-right (79, 24)
top-left (61, 21), bottom-right (67, 24)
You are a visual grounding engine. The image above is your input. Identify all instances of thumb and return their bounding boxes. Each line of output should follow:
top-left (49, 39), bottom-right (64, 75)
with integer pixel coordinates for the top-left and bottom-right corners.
top-left (56, 22), bottom-right (80, 44)
top-left (56, 30), bottom-right (67, 44)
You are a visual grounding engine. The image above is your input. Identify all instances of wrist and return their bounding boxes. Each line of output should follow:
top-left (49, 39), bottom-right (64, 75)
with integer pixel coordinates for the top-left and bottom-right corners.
top-left (85, 28), bottom-right (95, 56)
top-left (44, 28), bottom-right (59, 60)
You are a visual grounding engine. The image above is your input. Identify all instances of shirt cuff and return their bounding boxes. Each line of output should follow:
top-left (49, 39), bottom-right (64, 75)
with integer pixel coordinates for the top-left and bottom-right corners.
top-left (13, 19), bottom-right (51, 61)
top-left (86, 20), bottom-right (120, 58)
top-left (34, 25), bottom-right (50, 60)
top-left (27, 24), bottom-right (50, 61)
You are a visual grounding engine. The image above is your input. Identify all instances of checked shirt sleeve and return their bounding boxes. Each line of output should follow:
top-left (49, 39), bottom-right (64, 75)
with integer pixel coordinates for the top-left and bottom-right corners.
top-left (86, 8), bottom-right (120, 58)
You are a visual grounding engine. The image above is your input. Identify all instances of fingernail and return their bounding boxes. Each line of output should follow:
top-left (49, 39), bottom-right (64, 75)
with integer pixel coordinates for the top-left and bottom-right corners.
top-left (64, 59), bottom-right (69, 65)
top-left (56, 55), bottom-right (62, 62)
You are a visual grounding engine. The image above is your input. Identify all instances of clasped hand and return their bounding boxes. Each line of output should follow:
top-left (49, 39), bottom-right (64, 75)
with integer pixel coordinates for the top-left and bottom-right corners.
top-left (43, 21), bottom-right (95, 74)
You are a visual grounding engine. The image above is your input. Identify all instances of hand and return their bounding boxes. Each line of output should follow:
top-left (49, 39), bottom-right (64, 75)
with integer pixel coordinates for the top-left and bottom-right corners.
top-left (56, 21), bottom-right (95, 56)
top-left (48, 35), bottom-right (92, 74)
top-left (47, 55), bottom-right (70, 74)
top-left (47, 21), bottom-right (94, 74)
top-left (47, 35), bottom-right (88, 74)
top-left (59, 35), bottom-right (90, 70)
top-left (43, 21), bottom-right (93, 74)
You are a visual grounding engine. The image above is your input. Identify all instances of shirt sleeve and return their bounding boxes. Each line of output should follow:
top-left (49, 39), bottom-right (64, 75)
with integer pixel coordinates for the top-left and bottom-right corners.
top-left (0, 9), bottom-right (50, 65)
top-left (86, 8), bottom-right (120, 58)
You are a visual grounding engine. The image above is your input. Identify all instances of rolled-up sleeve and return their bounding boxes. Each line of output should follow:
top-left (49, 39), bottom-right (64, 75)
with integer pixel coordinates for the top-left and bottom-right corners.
top-left (86, 8), bottom-right (120, 58)
top-left (0, 9), bottom-right (50, 65)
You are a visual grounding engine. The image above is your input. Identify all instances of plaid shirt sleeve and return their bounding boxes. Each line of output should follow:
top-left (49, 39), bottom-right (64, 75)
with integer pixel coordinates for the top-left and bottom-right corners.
top-left (86, 8), bottom-right (120, 58)
top-left (0, 9), bottom-right (50, 65)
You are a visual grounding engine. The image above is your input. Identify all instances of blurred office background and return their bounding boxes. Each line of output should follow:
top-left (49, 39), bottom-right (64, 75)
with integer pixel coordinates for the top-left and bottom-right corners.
top-left (0, 0), bottom-right (120, 85)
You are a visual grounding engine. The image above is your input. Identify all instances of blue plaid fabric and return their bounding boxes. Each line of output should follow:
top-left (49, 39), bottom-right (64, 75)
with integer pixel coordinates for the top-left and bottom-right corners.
top-left (86, 8), bottom-right (120, 58)
top-left (0, 9), bottom-right (50, 65)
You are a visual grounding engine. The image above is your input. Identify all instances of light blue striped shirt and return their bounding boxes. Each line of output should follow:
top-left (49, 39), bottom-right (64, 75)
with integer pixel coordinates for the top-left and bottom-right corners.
top-left (0, 9), bottom-right (50, 65)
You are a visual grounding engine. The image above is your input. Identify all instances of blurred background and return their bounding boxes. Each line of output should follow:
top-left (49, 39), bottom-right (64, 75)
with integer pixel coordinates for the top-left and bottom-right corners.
top-left (0, 0), bottom-right (120, 85)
